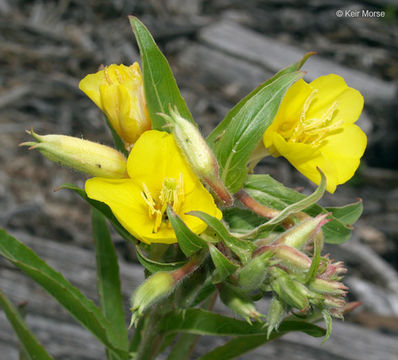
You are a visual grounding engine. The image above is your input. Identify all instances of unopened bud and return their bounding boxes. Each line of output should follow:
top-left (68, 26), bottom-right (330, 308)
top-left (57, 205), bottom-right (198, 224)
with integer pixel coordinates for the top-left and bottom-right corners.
top-left (270, 267), bottom-right (308, 310)
top-left (274, 214), bottom-right (329, 249)
top-left (218, 283), bottom-right (263, 324)
top-left (238, 251), bottom-right (272, 291)
top-left (159, 106), bottom-right (233, 206)
top-left (130, 271), bottom-right (175, 327)
top-left (21, 130), bottom-right (127, 178)
top-left (256, 244), bottom-right (311, 272)
top-left (79, 63), bottom-right (151, 150)
top-left (309, 278), bottom-right (348, 296)
top-left (266, 297), bottom-right (286, 338)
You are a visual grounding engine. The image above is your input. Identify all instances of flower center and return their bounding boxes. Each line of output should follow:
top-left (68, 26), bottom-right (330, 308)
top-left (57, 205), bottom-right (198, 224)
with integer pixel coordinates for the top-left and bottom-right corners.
top-left (278, 89), bottom-right (344, 147)
top-left (141, 173), bottom-right (185, 233)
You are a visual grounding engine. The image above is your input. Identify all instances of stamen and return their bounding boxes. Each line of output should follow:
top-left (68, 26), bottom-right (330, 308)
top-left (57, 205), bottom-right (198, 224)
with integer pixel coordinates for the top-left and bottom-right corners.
top-left (104, 67), bottom-right (112, 85)
top-left (141, 174), bottom-right (185, 233)
top-left (279, 90), bottom-right (343, 147)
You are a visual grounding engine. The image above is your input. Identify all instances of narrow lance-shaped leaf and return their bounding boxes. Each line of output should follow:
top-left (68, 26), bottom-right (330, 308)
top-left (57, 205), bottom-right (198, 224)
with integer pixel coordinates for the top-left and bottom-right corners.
top-left (244, 174), bottom-right (362, 243)
top-left (189, 211), bottom-right (256, 264)
top-left (197, 319), bottom-right (325, 360)
top-left (158, 308), bottom-right (325, 338)
top-left (208, 243), bottom-right (239, 283)
top-left (0, 229), bottom-right (128, 360)
top-left (91, 208), bottom-right (129, 357)
top-left (207, 52), bottom-right (314, 146)
top-left (136, 245), bottom-right (187, 274)
top-left (241, 169), bottom-right (326, 239)
top-left (167, 206), bottom-right (207, 257)
top-left (0, 289), bottom-right (54, 360)
top-left (210, 71), bottom-right (304, 193)
top-left (129, 16), bottom-right (194, 130)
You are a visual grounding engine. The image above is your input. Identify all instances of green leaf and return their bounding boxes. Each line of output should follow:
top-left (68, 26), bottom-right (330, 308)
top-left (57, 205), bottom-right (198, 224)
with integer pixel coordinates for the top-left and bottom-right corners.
top-left (58, 184), bottom-right (135, 244)
top-left (129, 16), bottom-right (194, 130)
top-left (166, 333), bottom-right (198, 360)
top-left (305, 232), bottom-right (322, 284)
top-left (322, 310), bottom-right (332, 343)
top-left (241, 170), bottom-right (326, 239)
top-left (0, 288), bottom-right (54, 360)
top-left (326, 200), bottom-right (363, 226)
top-left (91, 208), bottom-right (129, 358)
top-left (0, 229), bottom-right (128, 360)
top-left (244, 174), bottom-right (361, 244)
top-left (136, 245), bottom-right (187, 273)
top-left (207, 53), bottom-right (313, 147)
top-left (189, 211), bottom-right (255, 264)
top-left (197, 319), bottom-right (325, 360)
top-left (222, 208), bottom-right (269, 236)
top-left (208, 243), bottom-right (239, 283)
top-left (167, 206), bottom-right (207, 257)
top-left (158, 308), bottom-right (325, 338)
top-left (209, 70), bottom-right (303, 193)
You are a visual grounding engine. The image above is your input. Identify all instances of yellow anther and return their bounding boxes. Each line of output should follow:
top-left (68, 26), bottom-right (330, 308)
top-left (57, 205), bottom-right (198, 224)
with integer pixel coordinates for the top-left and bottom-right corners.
top-left (282, 90), bottom-right (343, 147)
top-left (104, 67), bottom-right (112, 85)
top-left (141, 174), bottom-right (185, 234)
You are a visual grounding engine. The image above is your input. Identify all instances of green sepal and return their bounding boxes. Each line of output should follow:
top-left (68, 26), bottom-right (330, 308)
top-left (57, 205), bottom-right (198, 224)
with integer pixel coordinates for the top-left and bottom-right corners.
top-left (129, 16), bottom-right (194, 130)
top-left (136, 245), bottom-right (187, 274)
top-left (208, 243), bottom-right (239, 283)
top-left (167, 206), bottom-right (207, 257)
top-left (188, 211), bottom-right (255, 264)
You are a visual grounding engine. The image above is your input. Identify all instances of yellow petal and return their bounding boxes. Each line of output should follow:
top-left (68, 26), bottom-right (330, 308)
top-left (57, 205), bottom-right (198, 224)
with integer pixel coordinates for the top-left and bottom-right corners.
top-left (79, 71), bottom-right (105, 110)
top-left (99, 84), bottom-right (122, 135)
top-left (127, 130), bottom-right (197, 194)
top-left (85, 178), bottom-right (154, 241)
top-left (307, 74), bottom-right (363, 125)
top-left (320, 124), bottom-right (367, 186)
top-left (179, 179), bottom-right (222, 233)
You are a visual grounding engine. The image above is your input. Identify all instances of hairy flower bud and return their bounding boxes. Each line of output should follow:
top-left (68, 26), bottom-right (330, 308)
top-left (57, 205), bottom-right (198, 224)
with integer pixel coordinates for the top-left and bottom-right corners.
top-left (238, 251), bottom-right (273, 291)
top-left (21, 130), bottom-right (127, 178)
top-left (159, 107), bottom-right (233, 206)
top-left (309, 278), bottom-right (348, 296)
top-left (274, 213), bottom-right (329, 249)
top-left (218, 283), bottom-right (263, 324)
top-left (130, 271), bottom-right (175, 327)
top-left (269, 267), bottom-right (309, 310)
top-left (266, 297), bottom-right (286, 338)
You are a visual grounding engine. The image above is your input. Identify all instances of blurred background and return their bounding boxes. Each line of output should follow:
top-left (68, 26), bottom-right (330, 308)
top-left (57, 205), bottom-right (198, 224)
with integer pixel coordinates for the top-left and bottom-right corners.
top-left (0, 0), bottom-right (397, 359)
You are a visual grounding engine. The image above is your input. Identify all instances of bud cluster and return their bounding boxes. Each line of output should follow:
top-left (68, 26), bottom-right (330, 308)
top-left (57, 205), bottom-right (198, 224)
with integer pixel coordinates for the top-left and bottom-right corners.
top-left (216, 213), bottom-right (349, 334)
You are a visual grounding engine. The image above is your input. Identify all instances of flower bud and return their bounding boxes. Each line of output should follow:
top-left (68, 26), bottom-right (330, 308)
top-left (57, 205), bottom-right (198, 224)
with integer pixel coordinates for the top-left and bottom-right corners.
top-left (266, 297), bottom-right (286, 338)
top-left (79, 63), bottom-right (151, 150)
top-left (269, 267), bottom-right (309, 310)
top-left (159, 107), bottom-right (233, 206)
top-left (274, 213), bottom-right (329, 249)
top-left (218, 283), bottom-right (263, 324)
top-left (256, 244), bottom-right (311, 272)
top-left (238, 251), bottom-right (273, 292)
top-left (21, 130), bottom-right (127, 178)
top-left (309, 278), bottom-right (348, 296)
top-left (130, 271), bottom-right (175, 327)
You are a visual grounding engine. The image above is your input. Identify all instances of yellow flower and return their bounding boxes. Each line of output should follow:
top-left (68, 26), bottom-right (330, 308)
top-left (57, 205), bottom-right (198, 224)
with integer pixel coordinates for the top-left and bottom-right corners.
top-left (79, 63), bottom-right (151, 150)
top-left (263, 74), bottom-right (367, 193)
top-left (85, 130), bottom-right (222, 244)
